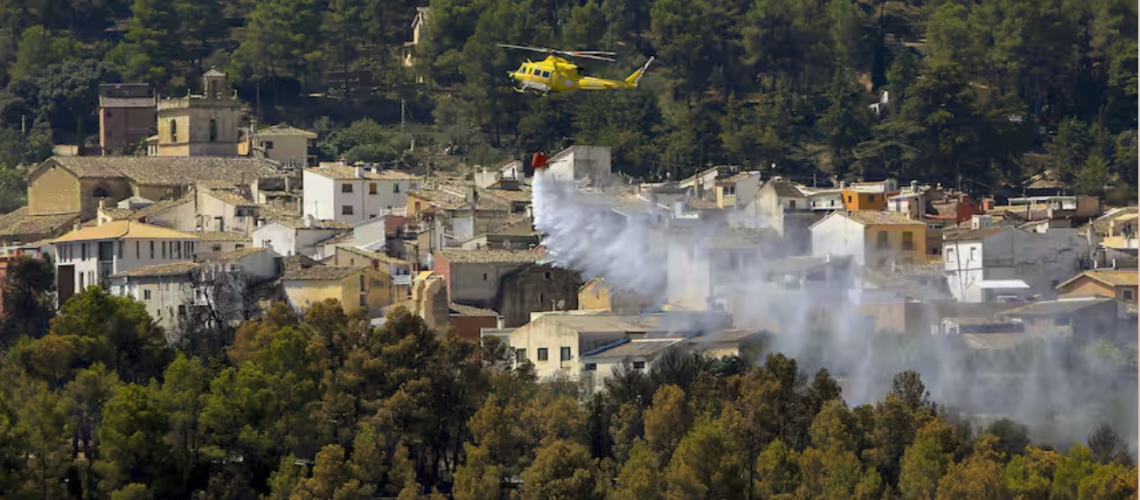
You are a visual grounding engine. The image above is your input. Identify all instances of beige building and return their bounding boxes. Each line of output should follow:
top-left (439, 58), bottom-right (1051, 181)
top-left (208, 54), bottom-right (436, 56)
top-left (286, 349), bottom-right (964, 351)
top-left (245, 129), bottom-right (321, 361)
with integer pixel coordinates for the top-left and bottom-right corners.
top-left (25, 156), bottom-right (280, 220)
top-left (154, 69), bottom-right (245, 157)
top-left (244, 125), bottom-right (317, 167)
top-left (281, 265), bottom-right (392, 316)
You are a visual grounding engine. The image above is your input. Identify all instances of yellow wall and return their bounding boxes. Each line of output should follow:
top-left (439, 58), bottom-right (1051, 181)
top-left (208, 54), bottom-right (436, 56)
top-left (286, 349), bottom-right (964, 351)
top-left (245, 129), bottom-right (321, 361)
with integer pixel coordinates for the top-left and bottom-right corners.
top-left (338, 268), bottom-right (393, 315)
top-left (715, 186), bottom-right (735, 209)
top-left (578, 280), bottom-right (612, 311)
top-left (406, 193), bottom-right (433, 218)
top-left (28, 163), bottom-right (82, 216)
top-left (865, 225), bottom-right (927, 267)
top-left (842, 190), bottom-right (891, 211)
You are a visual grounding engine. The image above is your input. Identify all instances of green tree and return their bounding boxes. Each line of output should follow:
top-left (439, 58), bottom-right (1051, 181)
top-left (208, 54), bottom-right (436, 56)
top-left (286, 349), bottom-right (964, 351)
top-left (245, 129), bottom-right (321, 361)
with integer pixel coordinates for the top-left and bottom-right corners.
top-left (519, 439), bottom-right (604, 500)
top-left (10, 26), bottom-right (79, 80)
top-left (0, 253), bottom-right (55, 347)
top-left (610, 440), bottom-right (660, 500)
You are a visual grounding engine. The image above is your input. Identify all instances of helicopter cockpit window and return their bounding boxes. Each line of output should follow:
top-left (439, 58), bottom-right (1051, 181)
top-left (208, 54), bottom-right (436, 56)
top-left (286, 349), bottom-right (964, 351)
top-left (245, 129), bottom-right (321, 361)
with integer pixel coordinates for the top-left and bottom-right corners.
top-left (541, 71), bottom-right (550, 78)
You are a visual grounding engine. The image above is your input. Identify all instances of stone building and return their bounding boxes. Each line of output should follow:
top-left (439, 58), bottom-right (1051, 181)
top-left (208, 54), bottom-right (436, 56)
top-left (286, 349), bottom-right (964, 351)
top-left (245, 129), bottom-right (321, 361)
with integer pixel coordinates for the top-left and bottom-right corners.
top-left (153, 69), bottom-right (245, 157)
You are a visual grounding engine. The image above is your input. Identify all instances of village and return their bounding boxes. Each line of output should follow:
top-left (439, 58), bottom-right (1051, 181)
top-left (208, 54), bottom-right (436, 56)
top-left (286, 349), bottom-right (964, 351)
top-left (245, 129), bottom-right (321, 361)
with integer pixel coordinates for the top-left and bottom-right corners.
top-left (0, 68), bottom-right (1133, 394)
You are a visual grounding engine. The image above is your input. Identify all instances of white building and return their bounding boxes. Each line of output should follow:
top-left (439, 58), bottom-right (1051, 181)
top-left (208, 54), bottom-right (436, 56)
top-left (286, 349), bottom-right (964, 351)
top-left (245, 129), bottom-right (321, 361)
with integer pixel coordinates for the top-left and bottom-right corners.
top-left (303, 164), bottom-right (421, 223)
top-left (544, 146), bottom-right (612, 187)
top-left (197, 187), bottom-right (260, 235)
top-left (50, 220), bottom-right (200, 304)
top-left (809, 211), bottom-right (928, 269)
top-left (942, 216), bottom-right (1088, 303)
top-left (252, 215), bottom-right (350, 257)
top-left (108, 261), bottom-right (201, 334)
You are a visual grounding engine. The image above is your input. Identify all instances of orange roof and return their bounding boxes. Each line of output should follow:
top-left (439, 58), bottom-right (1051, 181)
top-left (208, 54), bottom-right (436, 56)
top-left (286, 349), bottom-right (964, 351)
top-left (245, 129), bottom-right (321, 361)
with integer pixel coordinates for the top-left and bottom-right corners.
top-left (1056, 270), bottom-right (1139, 289)
top-left (51, 220), bottom-right (200, 243)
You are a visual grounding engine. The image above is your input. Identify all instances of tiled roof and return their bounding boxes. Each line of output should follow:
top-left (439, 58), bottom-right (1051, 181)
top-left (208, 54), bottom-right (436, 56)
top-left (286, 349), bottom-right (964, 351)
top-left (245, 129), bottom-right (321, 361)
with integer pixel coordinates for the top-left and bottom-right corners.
top-left (195, 231), bottom-right (251, 242)
top-left (99, 207), bottom-right (135, 221)
top-left (843, 211), bottom-right (925, 226)
top-left (482, 187), bottom-right (532, 204)
top-left (257, 124), bottom-right (318, 138)
top-left (47, 157), bottom-right (281, 185)
top-left (449, 302), bottom-right (499, 317)
top-left (128, 196), bottom-right (194, 221)
top-left (0, 207), bottom-right (81, 238)
top-left (717, 172), bottom-right (756, 185)
top-left (1000, 297), bottom-right (1115, 317)
top-left (435, 249), bottom-right (540, 264)
top-left (206, 246), bottom-right (267, 263)
top-left (52, 220), bottom-right (199, 243)
top-left (339, 246), bottom-right (412, 265)
top-left (319, 233), bottom-right (356, 246)
top-left (203, 188), bottom-right (255, 207)
top-left (686, 197), bottom-right (720, 210)
top-left (892, 262), bottom-right (945, 277)
top-left (583, 338), bottom-right (682, 358)
top-left (111, 261), bottom-right (201, 278)
top-left (307, 164), bottom-right (421, 181)
top-left (268, 216), bottom-right (352, 230)
top-left (768, 180), bottom-right (806, 199)
top-left (282, 265), bottom-right (366, 281)
top-left (1057, 270), bottom-right (1139, 289)
top-left (942, 227), bottom-right (1009, 242)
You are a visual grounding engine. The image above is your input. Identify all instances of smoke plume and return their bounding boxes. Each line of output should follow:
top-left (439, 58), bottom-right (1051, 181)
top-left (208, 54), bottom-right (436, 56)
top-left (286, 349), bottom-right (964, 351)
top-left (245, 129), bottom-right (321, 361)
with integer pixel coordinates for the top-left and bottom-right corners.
top-left (531, 172), bottom-right (1138, 454)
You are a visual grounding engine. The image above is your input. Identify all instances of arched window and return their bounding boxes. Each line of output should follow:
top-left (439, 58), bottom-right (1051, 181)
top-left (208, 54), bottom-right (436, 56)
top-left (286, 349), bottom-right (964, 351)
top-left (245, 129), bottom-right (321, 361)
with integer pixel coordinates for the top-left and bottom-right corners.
top-left (209, 119), bottom-right (218, 142)
top-left (93, 187), bottom-right (107, 198)
top-left (170, 119), bottom-right (178, 142)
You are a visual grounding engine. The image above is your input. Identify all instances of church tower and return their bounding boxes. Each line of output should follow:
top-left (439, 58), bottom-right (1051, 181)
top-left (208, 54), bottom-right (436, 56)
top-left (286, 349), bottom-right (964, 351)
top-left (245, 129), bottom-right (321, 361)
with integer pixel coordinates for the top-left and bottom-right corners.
top-left (154, 68), bottom-right (246, 157)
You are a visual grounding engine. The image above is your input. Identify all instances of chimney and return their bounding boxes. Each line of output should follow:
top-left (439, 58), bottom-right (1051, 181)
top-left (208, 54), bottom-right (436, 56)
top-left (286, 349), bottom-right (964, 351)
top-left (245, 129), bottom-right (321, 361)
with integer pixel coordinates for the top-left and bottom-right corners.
top-left (971, 214), bottom-right (992, 229)
top-left (839, 180), bottom-right (847, 189)
top-left (98, 198), bottom-right (108, 211)
top-left (910, 180), bottom-right (918, 192)
top-left (304, 214), bottom-right (315, 228)
top-left (354, 166), bottom-right (365, 179)
top-left (673, 200), bottom-right (683, 218)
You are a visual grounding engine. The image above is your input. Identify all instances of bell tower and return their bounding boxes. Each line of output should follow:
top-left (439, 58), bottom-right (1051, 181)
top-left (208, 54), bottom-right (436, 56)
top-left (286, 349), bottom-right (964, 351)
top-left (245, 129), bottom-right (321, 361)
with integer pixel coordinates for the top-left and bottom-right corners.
top-left (154, 67), bottom-right (246, 157)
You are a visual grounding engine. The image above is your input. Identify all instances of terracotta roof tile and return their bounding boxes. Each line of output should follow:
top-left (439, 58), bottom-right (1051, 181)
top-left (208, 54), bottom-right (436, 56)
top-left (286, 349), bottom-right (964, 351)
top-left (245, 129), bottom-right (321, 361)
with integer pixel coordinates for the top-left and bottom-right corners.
top-left (0, 207), bottom-right (81, 238)
top-left (111, 261), bottom-right (201, 278)
top-left (48, 156), bottom-right (282, 186)
top-left (52, 220), bottom-right (199, 243)
top-left (257, 124), bottom-right (318, 138)
top-left (129, 196), bottom-right (193, 220)
top-left (99, 207), bottom-right (136, 221)
top-left (449, 302), bottom-right (499, 317)
top-left (194, 231), bottom-right (251, 242)
top-left (843, 211), bottom-right (926, 226)
top-left (269, 216), bottom-right (352, 230)
top-left (307, 164), bottom-right (421, 181)
top-left (435, 248), bottom-right (540, 264)
top-left (206, 246), bottom-right (267, 263)
top-left (203, 188), bottom-right (255, 207)
top-left (283, 265), bottom-right (366, 281)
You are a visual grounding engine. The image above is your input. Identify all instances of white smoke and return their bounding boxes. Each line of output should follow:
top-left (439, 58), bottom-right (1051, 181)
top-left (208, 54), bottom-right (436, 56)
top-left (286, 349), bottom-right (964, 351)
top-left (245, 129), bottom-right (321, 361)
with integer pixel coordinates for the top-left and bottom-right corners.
top-left (530, 171), bottom-right (1137, 453)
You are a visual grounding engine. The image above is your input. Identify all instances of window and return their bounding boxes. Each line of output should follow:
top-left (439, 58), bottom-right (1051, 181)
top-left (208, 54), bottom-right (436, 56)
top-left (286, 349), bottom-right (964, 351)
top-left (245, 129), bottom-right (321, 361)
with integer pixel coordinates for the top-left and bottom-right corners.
top-left (235, 244), bottom-right (244, 249)
top-left (1123, 289), bottom-right (1134, 301)
top-left (829, 199), bottom-right (836, 207)
top-left (178, 305), bottom-right (186, 317)
top-left (359, 294), bottom-right (367, 307)
top-left (902, 231), bottom-right (915, 251)
top-left (144, 290), bottom-right (151, 300)
top-left (369, 183), bottom-right (377, 195)
top-left (544, 271), bottom-right (551, 280)
top-left (537, 348), bottom-right (549, 361)
top-left (868, 195), bottom-right (876, 202)
top-left (789, 200), bottom-right (796, 210)
top-left (136, 241), bottom-right (140, 259)
top-left (117, 241), bottom-right (123, 259)
top-left (150, 241), bottom-right (155, 259)
top-left (393, 183), bottom-right (400, 193)
top-left (515, 348), bottom-right (526, 363)
top-left (359, 274), bottom-right (366, 291)
top-left (209, 119), bottom-right (218, 142)
top-left (342, 183), bottom-right (354, 193)
top-left (560, 346), bottom-right (571, 361)
top-left (170, 119), bottom-right (177, 142)
top-left (342, 205), bottom-right (354, 215)
top-left (81, 243), bottom-right (88, 260)
top-left (483, 273), bottom-right (488, 281)
top-left (541, 71), bottom-right (550, 78)
top-left (93, 187), bottom-right (108, 198)
top-left (584, 363), bottom-right (597, 371)
top-left (78, 272), bottom-right (84, 289)
top-left (264, 141), bottom-right (274, 149)
top-left (162, 241), bottom-right (167, 259)
top-left (876, 232), bottom-right (889, 250)
top-left (212, 244), bottom-right (222, 252)
top-left (633, 361), bottom-right (646, 370)
top-left (847, 195), bottom-right (853, 203)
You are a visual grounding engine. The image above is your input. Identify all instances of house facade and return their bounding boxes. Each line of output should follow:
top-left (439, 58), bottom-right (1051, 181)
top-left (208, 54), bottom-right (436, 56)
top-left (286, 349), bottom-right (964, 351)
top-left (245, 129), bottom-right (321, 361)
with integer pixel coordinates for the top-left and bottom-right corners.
top-left (281, 266), bottom-right (392, 316)
top-left (154, 70), bottom-right (244, 157)
top-left (108, 261), bottom-right (201, 334)
top-left (252, 216), bottom-right (350, 257)
top-left (942, 222), bottom-right (1088, 303)
top-left (810, 211), bottom-right (927, 270)
top-left (303, 164), bottom-right (421, 223)
top-left (50, 220), bottom-right (200, 303)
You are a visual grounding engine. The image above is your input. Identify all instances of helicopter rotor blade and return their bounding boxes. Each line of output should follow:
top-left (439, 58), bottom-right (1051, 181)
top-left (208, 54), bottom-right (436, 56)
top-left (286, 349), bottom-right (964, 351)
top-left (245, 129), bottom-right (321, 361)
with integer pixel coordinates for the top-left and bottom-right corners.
top-left (498, 43), bottom-right (617, 62)
top-left (564, 53), bottom-right (616, 62)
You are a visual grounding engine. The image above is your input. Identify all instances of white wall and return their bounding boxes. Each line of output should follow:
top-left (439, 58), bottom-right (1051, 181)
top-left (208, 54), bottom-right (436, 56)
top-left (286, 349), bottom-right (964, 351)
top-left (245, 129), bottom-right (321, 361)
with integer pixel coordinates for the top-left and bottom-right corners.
top-left (253, 224), bottom-right (297, 257)
top-left (943, 228), bottom-right (1087, 303)
top-left (811, 214), bottom-right (867, 266)
top-left (352, 217), bottom-right (387, 249)
top-left (198, 192), bottom-right (258, 235)
top-left (55, 238), bottom-right (199, 292)
top-left (943, 240), bottom-right (984, 302)
top-left (259, 134), bottom-right (311, 166)
top-left (146, 201), bottom-right (198, 232)
top-left (302, 170), bottom-right (337, 221)
top-left (734, 175), bottom-right (762, 209)
top-left (546, 146), bottom-right (612, 186)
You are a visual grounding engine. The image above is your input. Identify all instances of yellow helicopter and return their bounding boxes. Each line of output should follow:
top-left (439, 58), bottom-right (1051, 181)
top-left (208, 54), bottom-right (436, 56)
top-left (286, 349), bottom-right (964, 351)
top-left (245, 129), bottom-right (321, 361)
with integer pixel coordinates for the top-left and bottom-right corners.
top-left (499, 43), bottom-right (655, 96)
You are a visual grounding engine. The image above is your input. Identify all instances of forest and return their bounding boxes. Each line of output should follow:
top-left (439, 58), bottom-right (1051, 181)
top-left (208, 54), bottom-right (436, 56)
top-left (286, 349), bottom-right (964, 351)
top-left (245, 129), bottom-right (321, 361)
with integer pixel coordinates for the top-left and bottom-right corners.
top-left (0, 0), bottom-right (1132, 206)
top-left (0, 254), bottom-right (1137, 499)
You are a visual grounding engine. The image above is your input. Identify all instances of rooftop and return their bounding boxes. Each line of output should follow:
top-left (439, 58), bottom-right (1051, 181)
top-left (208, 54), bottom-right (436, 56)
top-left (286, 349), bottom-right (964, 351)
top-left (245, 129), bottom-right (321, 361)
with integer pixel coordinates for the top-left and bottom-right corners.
top-left (533, 314), bottom-right (666, 334)
top-left (203, 188), bottom-right (256, 207)
top-left (282, 266), bottom-right (367, 281)
top-left (128, 196), bottom-right (193, 221)
top-left (842, 211), bottom-right (926, 226)
top-left (717, 171), bottom-right (757, 185)
top-left (768, 180), bottom-right (806, 199)
top-left (205, 246), bottom-right (267, 263)
top-left (52, 220), bottom-right (199, 243)
top-left (111, 261), bottom-right (201, 278)
top-left (1056, 269), bottom-right (1139, 289)
top-left (307, 164), bottom-right (421, 181)
top-left (194, 231), bottom-right (251, 243)
top-left (267, 216), bottom-right (352, 231)
top-left (942, 227), bottom-right (1010, 242)
top-left (1000, 297), bottom-right (1116, 317)
top-left (98, 207), bottom-right (135, 221)
top-left (449, 302), bottom-right (499, 317)
top-left (44, 156), bottom-right (281, 186)
top-left (435, 248), bottom-right (541, 264)
top-left (256, 124), bottom-right (318, 138)
top-left (583, 338), bottom-right (682, 358)
top-left (339, 245), bottom-right (412, 265)
top-left (0, 207), bottom-right (81, 238)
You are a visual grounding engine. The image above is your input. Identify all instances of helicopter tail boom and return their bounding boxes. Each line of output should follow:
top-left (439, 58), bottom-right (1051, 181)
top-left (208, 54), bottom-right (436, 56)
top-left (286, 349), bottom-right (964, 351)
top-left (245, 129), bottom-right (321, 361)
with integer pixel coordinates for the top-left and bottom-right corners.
top-left (624, 56), bottom-right (655, 87)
